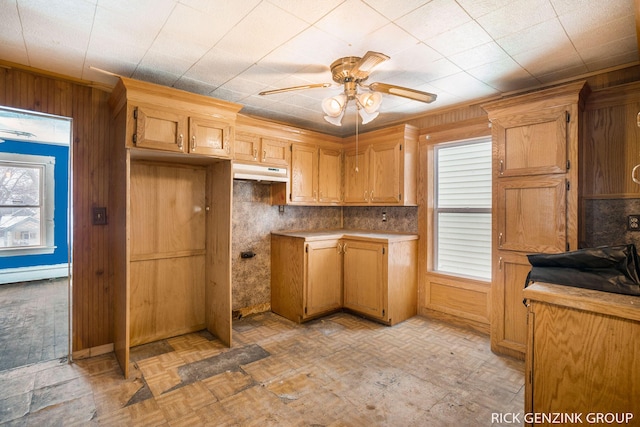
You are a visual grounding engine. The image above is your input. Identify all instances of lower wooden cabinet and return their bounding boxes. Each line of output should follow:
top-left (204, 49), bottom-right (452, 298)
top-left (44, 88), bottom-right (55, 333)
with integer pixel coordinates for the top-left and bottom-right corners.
top-left (271, 231), bottom-right (418, 325)
top-left (523, 283), bottom-right (639, 424)
top-left (271, 235), bottom-right (342, 322)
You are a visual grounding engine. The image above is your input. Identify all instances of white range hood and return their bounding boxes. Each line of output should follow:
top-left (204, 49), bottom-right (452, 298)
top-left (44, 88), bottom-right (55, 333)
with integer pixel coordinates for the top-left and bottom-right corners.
top-left (232, 162), bottom-right (289, 183)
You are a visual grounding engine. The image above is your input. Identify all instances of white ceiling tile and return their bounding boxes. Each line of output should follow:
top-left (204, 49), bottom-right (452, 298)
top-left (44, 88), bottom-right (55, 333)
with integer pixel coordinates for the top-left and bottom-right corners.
top-left (137, 50), bottom-right (194, 79)
top-left (172, 76), bottom-right (218, 95)
top-left (131, 66), bottom-right (181, 88)
top-left (476, 0), bottom-right (557, 40)
top-left (27, 45), bottom-right (86, 79)
top-left (513, 45), bottom-right (586, 78)
top-left (363, 0), bottom-right (430, 20)
top-left (466, 58), bottom-right (538, 92)
top-left (149, 4), bottom-right (230, 63)
top-left (583, 48), bottom-right (639, 73)
top-left (560, 10), bottom-right (636, 52)
top-left (551, 0), bottom-right (631, 20)
top-left (426, 20), bottom-right (493, 57)
top-left (258, 27), bottom-right (347, 73)
top-left (348, 23), bottom-right (420, 58)
top-left (179, 0), bottom-right (259, 19)
top-left (184, 47), bottom-right (254, 85)
top-left (455, 0), bottom-right (516, 18)
top-left (267, 0), bottom-right (344, 24)
top-left (429, 72), bottom-right (498, 99)
top-left (579, 35), bottom-right (638, 70)
top-left (314, 0), bottom-right (390, 44)
top-left (496, 18), bottom-right (568, 57)
top-left (19, 0), bottom-right (95, 54)
top-left (0, 1), bottom-right (24, 46)
top-left (396, 0), bottom-right (472, 41)
top-left (215, 2), bottom-right (309, 60)
top-left (448, 42), bottom-right (510, 70)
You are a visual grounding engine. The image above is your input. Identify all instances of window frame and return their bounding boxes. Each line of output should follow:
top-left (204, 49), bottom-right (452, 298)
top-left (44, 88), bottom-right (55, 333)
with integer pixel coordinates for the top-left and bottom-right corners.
top-left (0, 153), bottom-right (56, 256)
top-left (433, 137), bottom-right (492, 280)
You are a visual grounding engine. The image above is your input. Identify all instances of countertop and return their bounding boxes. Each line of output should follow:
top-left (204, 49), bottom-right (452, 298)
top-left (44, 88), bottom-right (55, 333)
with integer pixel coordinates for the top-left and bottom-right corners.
top-left (523, 282), bottom-right (640, 322)
top-left (271, 229), bottom-right (419, 243)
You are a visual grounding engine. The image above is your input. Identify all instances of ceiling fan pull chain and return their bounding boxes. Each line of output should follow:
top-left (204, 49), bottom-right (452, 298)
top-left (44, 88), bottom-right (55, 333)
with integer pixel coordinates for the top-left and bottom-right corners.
top-left (355, 105), bottom-right (359, 173)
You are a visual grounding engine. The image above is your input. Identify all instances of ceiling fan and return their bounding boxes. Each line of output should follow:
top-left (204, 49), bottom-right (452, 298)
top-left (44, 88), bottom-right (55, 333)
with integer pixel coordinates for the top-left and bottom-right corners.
top-left (258, 51), bottom-right (437, 126)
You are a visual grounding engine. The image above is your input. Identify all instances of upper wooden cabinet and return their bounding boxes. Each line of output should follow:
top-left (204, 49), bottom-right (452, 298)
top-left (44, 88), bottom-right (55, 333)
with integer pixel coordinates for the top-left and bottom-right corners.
top-left (343, 124), bottom-right (418, 206)
top-left (110, 77), bottom-right (241, 160)
top-left (493, 106), bottom-right (569, 177)
top-left (234, 131), bottom-right (290, 167)
top-left (583, 81), bottom-right (640, 197)
top-left (289, 141), bottom-right (343, 205)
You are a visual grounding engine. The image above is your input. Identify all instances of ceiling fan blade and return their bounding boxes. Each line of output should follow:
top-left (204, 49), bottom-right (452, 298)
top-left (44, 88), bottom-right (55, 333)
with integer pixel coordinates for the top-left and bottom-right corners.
top-left (350, 51), bottom-right (390, 80)
top-left (259, 83), bottom-right (332, 96)
top-left (369, 82), bottom-right (437, 103)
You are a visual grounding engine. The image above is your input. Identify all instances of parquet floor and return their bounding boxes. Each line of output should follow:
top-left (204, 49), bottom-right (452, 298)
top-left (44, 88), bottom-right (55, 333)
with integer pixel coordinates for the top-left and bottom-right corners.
top-left (0, 312), bottom-right (524, 426)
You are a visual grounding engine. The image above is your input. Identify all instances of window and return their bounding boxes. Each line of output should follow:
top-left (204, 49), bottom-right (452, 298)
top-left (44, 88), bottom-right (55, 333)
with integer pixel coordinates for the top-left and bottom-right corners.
top-left (434, 138), bottom-right (491, 280)
top-left (0, 154), bottom-right (56, 255)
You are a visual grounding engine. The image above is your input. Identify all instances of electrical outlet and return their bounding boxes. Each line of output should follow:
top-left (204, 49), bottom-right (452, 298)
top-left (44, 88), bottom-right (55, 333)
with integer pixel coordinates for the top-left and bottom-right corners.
top-left (628, 215), bottom-right (640, 231)
top-left (382, 211), bottom-right (387, 222)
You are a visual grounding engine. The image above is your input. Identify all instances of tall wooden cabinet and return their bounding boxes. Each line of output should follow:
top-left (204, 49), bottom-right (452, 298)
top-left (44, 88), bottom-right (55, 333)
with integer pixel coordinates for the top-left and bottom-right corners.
top-left (482, 81), bottom-right (590, 359)
top-left (109, 77), bottom-right (242, 378)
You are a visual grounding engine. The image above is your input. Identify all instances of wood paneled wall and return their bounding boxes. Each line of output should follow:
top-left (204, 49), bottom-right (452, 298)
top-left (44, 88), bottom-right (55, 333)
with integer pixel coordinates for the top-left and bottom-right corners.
top-left (0, 65), bottom-right (113, 352)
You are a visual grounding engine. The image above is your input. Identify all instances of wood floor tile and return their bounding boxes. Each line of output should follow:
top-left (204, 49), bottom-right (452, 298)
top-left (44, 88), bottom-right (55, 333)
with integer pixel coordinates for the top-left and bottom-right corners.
top-left (3, 312), bottom-right (525, 426)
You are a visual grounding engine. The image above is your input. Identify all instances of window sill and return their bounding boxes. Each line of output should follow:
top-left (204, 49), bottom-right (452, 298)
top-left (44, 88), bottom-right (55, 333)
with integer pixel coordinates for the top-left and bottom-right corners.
top-left (0, 246), bottom-right (57, 257)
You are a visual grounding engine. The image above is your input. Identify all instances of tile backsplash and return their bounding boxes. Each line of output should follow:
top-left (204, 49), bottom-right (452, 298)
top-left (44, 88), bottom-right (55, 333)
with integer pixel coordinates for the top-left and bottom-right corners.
top-left (232, 182), bottom-right (420, 313)
top-left (582, 198), bottom-right (640, 248)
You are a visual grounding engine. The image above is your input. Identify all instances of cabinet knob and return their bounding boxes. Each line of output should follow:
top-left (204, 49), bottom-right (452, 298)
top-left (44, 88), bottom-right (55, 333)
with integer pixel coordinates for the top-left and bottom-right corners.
top-left (191, 135), bottom-right (196, 151)
top-left (178, 134), bottom-right (184, 149)
top-left (498, 232), bottom-right (503, 247)
top-left (263, 149), bottom-right (267, 161)
top-left (253, 148), bottom-right (258, 160)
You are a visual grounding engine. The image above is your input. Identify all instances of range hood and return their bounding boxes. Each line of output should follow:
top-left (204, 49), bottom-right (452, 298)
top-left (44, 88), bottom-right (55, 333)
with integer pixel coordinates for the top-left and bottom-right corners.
top-left (232, 162), bottom-right (289, 183)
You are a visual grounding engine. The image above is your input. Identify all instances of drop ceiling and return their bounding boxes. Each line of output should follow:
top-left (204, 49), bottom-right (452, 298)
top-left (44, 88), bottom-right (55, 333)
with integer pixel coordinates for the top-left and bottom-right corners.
top-left (0, 0), bottom-right (638, 136)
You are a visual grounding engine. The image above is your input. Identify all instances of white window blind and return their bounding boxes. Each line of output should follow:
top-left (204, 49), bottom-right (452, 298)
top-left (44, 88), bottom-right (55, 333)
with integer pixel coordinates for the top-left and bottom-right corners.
top-left (434, 138), bottom-right (492, 280)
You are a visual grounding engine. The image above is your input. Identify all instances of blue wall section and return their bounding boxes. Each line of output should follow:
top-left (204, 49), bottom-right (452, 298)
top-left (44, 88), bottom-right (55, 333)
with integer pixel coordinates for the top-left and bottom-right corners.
top-left (0, 139), bottom-right (69, 268)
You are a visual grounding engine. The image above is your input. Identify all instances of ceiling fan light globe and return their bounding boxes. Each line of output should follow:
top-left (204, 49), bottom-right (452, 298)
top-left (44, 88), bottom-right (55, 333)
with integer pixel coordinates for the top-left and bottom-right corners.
top-left (358, 92), bottom-right (382, 113)
top-left (359, 109), bottom-right (379, 125)
top-left (324, 114), bottom-right (344, 126)
top-left (322, 95), bottom-right (346, 117)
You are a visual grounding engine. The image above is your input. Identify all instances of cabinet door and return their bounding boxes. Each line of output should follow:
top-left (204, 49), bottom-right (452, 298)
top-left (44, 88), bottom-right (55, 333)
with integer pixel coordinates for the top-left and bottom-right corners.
top-left (234, 132), bottom-right (261, 163)
top-left (291, 144), bottom-right (318, 203)
top-left (369, 141), bottom-right (401, 204)
top-left (343, 240), bottom-right (386, 319)
top-left (135, 106), bottom-right (187, 152)
top-left (189, 117), bottom-right (233, 158)
top-left (261, 138), bottom-right (290, 166)
top-left (494, 106), bottom-right (568, 177)
top-left (305, 240), bottom-right (343, 318)
top-left (492, 251), bottom-right (530, 357)
top-left (318, 147), bottom-right (342, 204)
top-left (343, 146), bottom-right (369, 204)
top-left (496, 175), bottom-right (567, 253)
